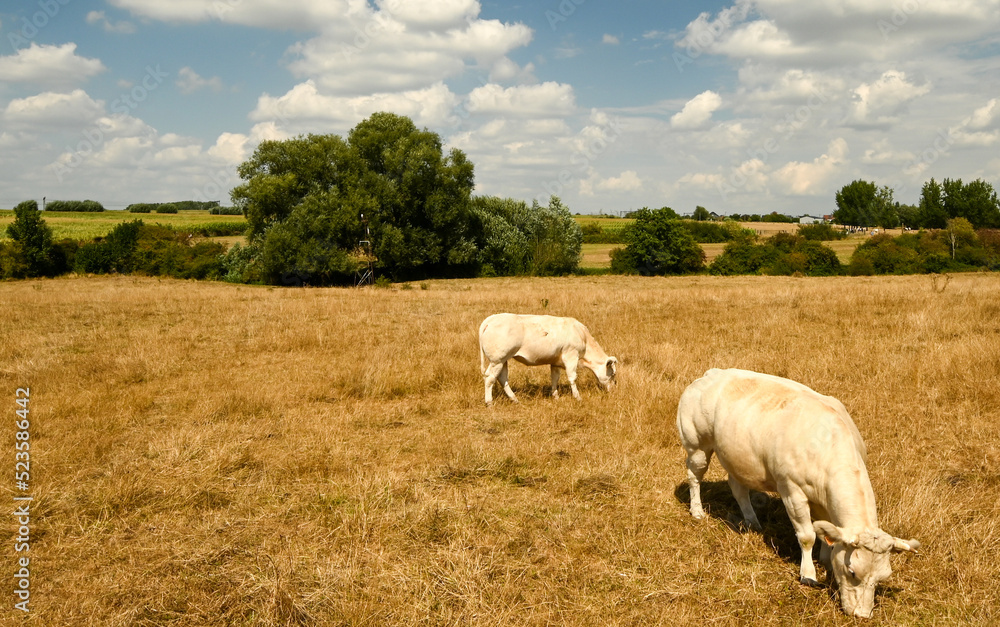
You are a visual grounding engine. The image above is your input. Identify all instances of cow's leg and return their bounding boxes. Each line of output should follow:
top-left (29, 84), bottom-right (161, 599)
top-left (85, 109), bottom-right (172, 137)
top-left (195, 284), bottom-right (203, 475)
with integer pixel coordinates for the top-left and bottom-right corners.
top-left (817, 539), bottom-right (832, 583)
top-left (483, 361), bottom-right (502, 404)
top-left (728, 475), bottom-right (763, 532)
top-left (550, 366), bottom-right (561, 398)
top-left (497, 362), bottom-right (518, 402)
top-left (684, 447), bottom-right (713, 520)
top-left (778, 484), bottom-right (820, 586)
top-left (563, 353), bottom-right (582, 400)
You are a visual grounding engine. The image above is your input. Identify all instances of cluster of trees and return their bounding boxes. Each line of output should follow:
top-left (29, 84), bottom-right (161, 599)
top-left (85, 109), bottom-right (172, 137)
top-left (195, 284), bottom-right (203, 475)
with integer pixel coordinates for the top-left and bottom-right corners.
top-left (709, 232), bottom-right (842, 277)
top-left (127, 201), bottom-right (221, 214)
top-left (834, 178), bottom-right (1000, 229)
top-left (848, 219), bottom-right (1000, 275)
top-left (0, 200), bottom-right (224, 280)
top-left (45, 199), bottom-right (105, 212)
top-left (224, 112), bottom-right (582, 285)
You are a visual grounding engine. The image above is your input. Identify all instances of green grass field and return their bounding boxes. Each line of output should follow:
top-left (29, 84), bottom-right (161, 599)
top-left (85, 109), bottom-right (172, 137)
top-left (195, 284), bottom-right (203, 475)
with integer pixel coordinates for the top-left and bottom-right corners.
top-left (0, 209), bottom-right (246, 241)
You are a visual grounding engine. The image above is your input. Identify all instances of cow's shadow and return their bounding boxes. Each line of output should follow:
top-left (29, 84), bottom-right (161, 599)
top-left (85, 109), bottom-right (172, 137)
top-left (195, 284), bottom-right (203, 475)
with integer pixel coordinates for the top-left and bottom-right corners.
top-left (673, 480), bottom-right (822, 572)
top-left (673, 481), bottom-right (905, 607)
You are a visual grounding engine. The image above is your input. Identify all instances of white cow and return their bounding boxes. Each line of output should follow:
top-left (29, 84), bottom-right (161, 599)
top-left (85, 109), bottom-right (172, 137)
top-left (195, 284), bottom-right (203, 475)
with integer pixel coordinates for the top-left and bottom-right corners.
top-left (676, 368), bottom-right (919, 618)
top-left (479, 313), bottom-right (617, 404)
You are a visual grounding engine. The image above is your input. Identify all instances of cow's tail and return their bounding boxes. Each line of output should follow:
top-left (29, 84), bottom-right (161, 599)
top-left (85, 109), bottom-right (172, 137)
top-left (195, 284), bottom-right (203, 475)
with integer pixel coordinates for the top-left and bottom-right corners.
top-left (479, 320), bottom-right (489, 375)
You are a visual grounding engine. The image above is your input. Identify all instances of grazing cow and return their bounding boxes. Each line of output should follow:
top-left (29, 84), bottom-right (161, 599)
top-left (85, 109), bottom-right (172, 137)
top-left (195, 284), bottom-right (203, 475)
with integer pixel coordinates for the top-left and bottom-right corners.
top-left (479, 313), bottom-right (617, 404)
top-left (676, 368), bottom-right (919, 618)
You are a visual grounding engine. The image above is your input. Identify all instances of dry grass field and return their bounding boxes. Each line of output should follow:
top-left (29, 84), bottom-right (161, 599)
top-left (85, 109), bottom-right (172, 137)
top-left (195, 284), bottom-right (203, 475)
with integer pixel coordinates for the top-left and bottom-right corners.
top-left (2, 273), bottom-right (999, 625)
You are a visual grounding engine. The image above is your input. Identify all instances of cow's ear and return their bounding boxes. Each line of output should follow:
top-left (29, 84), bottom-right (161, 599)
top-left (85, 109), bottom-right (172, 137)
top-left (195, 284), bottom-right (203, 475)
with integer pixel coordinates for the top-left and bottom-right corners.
top-left (814, 521), bottom-right (856, 547)
top-left (607, 357), bottom-right (617, 374)
top-left (891, 537), bottom-right (920, 553)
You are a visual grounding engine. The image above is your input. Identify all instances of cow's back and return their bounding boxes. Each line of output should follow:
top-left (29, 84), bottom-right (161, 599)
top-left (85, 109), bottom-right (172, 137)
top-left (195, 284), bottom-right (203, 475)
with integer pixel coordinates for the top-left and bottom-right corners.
top-left (479, 313), bottom-right (525, 363)
top-left (679, 369), bottom-right (866, 497)
top-left (480, 314), bottom-right (587, 366)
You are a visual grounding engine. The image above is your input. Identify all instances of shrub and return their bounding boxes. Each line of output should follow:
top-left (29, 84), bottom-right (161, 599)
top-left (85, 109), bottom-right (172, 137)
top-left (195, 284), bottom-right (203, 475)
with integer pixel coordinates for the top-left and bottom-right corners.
top-left (220, 240), bottom-right (263, 284)
top-left (155, 204), bottom-right (179, 214)
top-left (126, 204), bottom-right (154, 213)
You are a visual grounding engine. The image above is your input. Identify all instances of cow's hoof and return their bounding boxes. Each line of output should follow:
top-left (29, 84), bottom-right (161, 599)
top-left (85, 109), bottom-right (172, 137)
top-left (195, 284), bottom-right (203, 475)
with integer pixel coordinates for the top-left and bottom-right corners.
top-left (799, 577), bottom-right (823, 588)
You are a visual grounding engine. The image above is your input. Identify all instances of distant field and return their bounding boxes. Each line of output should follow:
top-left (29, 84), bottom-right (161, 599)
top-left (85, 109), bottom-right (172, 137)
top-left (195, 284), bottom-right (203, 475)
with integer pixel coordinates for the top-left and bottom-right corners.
top-left (0, 209), bottom-right (245, 241)
top-left (3, 273), bottom-right (997, 624)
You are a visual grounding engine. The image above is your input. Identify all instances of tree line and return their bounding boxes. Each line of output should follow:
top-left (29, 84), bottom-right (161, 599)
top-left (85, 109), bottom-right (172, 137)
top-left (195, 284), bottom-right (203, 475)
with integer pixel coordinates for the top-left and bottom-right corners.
top-left (833, 178), bottom-right (1000, 229)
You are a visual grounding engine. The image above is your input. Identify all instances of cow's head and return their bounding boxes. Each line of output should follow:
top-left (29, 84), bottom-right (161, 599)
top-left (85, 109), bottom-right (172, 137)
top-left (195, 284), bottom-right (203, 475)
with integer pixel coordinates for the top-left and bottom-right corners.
top-left (598, 356), bottom-right (618, 390)
top-left (814, 521), bottom-right (920, 618)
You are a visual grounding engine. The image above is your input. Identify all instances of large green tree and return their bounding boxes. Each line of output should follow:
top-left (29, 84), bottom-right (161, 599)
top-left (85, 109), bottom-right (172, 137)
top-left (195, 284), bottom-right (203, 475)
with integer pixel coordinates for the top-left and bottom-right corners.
top-left (941, 178), bottom-right (1000, 228)
top-left (230, 112), bottom-right (479, 283)
top-left (610, 207), bottom-right (705, 275)
top-left (834, 180), bottom-right (896, 227)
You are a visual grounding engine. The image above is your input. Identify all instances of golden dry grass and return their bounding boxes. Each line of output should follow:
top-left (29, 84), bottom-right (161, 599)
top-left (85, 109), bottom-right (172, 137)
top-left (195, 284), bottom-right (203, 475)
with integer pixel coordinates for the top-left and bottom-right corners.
top-left (2, 273), bottom-right (999, 625)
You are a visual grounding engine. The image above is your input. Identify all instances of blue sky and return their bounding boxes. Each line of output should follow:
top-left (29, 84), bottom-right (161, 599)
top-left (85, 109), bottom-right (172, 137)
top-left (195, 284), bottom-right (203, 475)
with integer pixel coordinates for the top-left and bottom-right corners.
top-left (1, 1), bottom-right (999, 216)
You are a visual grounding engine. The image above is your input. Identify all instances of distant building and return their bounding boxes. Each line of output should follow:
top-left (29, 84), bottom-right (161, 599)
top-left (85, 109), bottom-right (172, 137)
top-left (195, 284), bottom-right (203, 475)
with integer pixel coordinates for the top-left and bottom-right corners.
top-left (798, 215), bottom-right (823, 224)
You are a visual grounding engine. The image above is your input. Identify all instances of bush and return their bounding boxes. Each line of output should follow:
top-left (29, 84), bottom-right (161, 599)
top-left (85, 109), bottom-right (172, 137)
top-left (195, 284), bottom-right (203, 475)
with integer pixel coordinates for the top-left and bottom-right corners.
top-left (75, 220), bottom-right (226, 279)
top-left (798, 223), bottom-right (846, 241)
top-left (472, 195), bottom-right (582, 276)
top-left (45, 199), bottom-right (105, 212)
top-left (709, 233), bottom-right (841, 276)
top-left (220, 240), bottom-right (263, 284)
top-left (155, 204), bottom-right (178, 214)
top-left (580, 223), bottom-right (624, 244)
top-left (126, 204), bottom-right (154, 213)
top-left (610, 207), bottom-right (705, 275)
top-left (6, 200), bottom-right (60, 277)
top-left (709, 240), bottom-right (779, 276)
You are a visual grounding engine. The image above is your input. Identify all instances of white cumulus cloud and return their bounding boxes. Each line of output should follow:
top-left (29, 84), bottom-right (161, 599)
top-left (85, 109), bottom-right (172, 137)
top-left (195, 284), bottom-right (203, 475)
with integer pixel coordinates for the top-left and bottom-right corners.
top-left (467, 82), bottom-right (576, 117)
top-left (671, 91), bottom-right (723, 129)
top-left (0, 43), bottom-right (105, 89)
